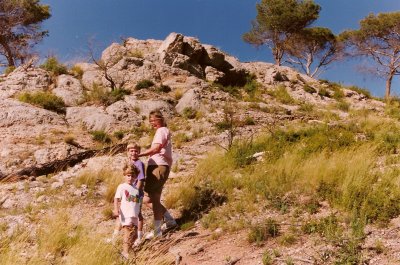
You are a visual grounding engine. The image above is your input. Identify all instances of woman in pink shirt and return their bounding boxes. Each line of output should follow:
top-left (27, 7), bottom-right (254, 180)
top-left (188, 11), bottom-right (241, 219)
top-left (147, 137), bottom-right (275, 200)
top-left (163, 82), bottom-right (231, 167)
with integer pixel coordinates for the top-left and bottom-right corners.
top-left (139, 110), bottom-right (177, 238)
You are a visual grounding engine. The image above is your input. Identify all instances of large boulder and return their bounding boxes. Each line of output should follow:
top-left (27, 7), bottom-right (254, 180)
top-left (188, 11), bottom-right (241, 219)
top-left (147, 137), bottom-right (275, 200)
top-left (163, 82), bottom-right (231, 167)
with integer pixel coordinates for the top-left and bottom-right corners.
top-left (157, 33), bottom-right (248, 85)
top-left (105, 101), bottom-right (142, 125)
top-left (0, 99), bottom-right (65, 128)
top-left (66, 106), bottom-right (116, 132)
top-left (101, 43), bottom-right (127, 64)
top-left (124, 96), bottom-right (175, 119)
top-left (75, 63), bottom-right (103, 89)
top-left (0, 66), bottom-right (51, 99)
top-left (34, 143), bottom-right (82, 165)
top-left (53, 75), bottom-right (84, 106)
top-left (175, 89), bottom-right (202, 114)
top-left (123, 38), bottom-right (162, 59)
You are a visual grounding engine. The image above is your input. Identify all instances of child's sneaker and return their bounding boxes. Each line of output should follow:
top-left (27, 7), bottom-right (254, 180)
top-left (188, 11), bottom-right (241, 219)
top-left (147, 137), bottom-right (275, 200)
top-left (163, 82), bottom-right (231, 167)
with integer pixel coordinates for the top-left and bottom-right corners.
top-left (121, 252), bottom-right (129, 260)
top-left (133, 238), bottom-right (142, 247)
top-left (104, 236), bottom-right (117, 244)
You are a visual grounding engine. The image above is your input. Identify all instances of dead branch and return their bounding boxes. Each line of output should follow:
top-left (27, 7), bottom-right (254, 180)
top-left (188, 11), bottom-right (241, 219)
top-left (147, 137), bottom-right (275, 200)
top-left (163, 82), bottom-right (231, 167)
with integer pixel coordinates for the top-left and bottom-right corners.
top-left (1, 143), bottom-right (127, 183)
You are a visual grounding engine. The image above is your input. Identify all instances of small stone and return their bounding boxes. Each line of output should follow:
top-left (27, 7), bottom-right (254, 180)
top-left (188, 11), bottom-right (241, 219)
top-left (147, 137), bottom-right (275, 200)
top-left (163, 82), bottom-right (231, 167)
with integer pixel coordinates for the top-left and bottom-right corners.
top-left (51, 180), bottom-right (64, 190)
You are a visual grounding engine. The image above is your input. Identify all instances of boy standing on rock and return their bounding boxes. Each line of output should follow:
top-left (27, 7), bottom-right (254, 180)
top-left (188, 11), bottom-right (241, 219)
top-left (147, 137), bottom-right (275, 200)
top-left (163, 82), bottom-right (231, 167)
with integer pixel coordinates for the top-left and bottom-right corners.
top-left (127, 143), bottom-right (146, 245)
top-left (113, 164), bottom-right (141, 259)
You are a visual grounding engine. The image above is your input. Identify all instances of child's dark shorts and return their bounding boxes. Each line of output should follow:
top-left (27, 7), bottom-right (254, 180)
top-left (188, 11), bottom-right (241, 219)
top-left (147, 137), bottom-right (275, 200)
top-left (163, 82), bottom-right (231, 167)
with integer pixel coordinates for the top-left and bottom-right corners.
top-left (144, 165), bottom-right (170, 194)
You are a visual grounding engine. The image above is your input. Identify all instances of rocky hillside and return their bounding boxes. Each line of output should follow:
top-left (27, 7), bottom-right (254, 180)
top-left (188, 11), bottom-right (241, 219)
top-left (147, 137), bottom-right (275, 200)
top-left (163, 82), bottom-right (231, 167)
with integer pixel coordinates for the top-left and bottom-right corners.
top-left (1, 33), bottom-right (397, 265)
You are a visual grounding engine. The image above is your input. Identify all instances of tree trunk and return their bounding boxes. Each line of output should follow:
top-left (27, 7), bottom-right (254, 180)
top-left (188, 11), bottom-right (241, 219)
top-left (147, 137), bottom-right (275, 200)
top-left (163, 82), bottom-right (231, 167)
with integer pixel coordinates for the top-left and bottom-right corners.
top-left (0, 38), bottom-right (15, 67)
top-left (385, 70), bottom-right (395, 100)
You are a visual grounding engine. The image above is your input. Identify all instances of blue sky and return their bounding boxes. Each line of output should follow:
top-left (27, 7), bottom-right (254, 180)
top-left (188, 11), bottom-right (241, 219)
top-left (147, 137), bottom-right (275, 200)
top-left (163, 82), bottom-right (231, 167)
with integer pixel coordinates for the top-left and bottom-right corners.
top-left (38, 0), bottom-right (400, 97)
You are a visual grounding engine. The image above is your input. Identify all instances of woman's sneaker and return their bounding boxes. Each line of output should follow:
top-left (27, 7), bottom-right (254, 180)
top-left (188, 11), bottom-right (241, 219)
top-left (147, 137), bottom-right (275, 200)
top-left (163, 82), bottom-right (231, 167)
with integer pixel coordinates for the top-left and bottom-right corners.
top-left (162, 219), bottom-right (178, 231)
top-left (144, 230), bottom-right (162, 240)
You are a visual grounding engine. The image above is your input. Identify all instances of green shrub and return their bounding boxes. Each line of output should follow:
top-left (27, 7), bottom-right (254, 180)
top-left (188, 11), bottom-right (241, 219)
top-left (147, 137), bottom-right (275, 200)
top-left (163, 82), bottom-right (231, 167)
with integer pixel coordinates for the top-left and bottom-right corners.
top-left (40, 56), bottom-right (68, 76)
top-left (18, 91), bottom-right (66, 114)
top-left (214, 83), bottom-right (241, 97)
top-left (385, 99), bottom-right (400, 120)
top-left (128, 49), bottom-right (144, 58)
top-left (262, 251), bottom-right (273, 265)
top-left (318, 88), bottom-right (331, 98)
top-left (113, 131), bottom-right (124, 140)
top-left (90, 130), bottom-right (111, 144)
top-left (243, 116), bottom-right (256, 125)
top-left (332, 86), bottom-right (345, 100)
top-left (83, 85), bottom-right (130, 106)
top-left (4, 66), bottom-right (16, 76)
top-left (156, 84), bottom-right (172, 93)
top-left (179, 184), bottom-right (226, 221)
top-left (174, 132), bottom-right (191, 148)
top-left (182, 107), bottom-right (197, 119)
top-left (298, 102), bottom-right (314, 112)
top-left (303, 84), bottom-right (316, 94)
top-left (248, 218), bottom-right (280, 244)
top-left (302, 215), bottom-right (341, 239)
top-left (269, 85), bottom-right (295, 104)
top-left (109, 88), bottom-right (130, 102)
top-left (70, 65), bottom-right (83, 79)
top-left (336, 100), bottom-right (350, 112)
top-left (243, 75), bottom-right (260, 98)
top-left (135, 79), bottom-right (154, 90)
top-left (348, 85), bottom-right (371, 99)
top-left (215, 120), bottom-right (232, 132)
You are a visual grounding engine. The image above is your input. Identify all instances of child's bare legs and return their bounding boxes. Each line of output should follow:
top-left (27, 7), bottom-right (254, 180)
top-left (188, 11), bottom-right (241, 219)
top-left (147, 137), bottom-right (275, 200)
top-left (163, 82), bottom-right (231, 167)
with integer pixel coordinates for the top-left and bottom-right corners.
top-left (122, 225), bottom-right (137, 258)
top-left (136, 213), bottom-right (144, 242)
top-left (113, 218), bottom-right (121, 235)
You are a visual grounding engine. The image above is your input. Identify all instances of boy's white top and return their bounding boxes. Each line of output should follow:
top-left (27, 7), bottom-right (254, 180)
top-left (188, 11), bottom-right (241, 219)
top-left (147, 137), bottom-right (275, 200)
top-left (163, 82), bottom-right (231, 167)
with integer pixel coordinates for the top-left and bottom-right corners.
top-left (114, 183), bottom-right (140, 218)
top-left (148, 126), bottom-right (173, 167)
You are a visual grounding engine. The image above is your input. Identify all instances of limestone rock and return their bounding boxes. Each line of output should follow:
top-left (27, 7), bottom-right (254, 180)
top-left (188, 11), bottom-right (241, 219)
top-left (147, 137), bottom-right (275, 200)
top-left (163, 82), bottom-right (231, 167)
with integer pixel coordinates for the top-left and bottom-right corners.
top-left (205, 66), bottom-right (225, 83)
top-left (53, 75), bottom-right (84, 106)
top-left (0, 66), bottom-right (51, 99)
top-left (124, 96), bottom-right (175, 118)
top-left (78, 63), bottom-right (103, 89)
top-left (34, 143), bottom-right (82, 165)
top-left (175, 89), bottom-right (202, 114)
top-left (0, 99), bottom-right (66, 128)
top-left (105, 100), bottom-right (142, 125)
top-left (101, 43), bottom-right (127, 64)
top-left (66, 106), bottom-right (116, 132)
top-left (124, 37), bottom-right (162, 59)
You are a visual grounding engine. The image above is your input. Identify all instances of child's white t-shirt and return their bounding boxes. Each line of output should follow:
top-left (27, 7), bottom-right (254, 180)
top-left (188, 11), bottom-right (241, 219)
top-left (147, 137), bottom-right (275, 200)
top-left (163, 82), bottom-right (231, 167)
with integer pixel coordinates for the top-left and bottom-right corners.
top-left (114, 183), bottom-right (140, 218)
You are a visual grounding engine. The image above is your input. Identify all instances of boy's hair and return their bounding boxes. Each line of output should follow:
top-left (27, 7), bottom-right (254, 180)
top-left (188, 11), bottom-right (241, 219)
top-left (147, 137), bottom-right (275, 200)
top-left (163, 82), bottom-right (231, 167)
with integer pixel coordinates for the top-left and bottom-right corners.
top-left (123, 164), bottom-right (140, 176)
top-left (127, 142), bottom-right (141, 152)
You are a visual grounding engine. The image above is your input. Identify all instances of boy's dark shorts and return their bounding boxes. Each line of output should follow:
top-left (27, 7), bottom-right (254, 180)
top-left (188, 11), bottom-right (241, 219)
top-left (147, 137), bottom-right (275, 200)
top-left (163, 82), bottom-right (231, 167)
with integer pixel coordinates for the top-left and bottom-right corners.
top-left (144, 165), bottom-right (170, 194)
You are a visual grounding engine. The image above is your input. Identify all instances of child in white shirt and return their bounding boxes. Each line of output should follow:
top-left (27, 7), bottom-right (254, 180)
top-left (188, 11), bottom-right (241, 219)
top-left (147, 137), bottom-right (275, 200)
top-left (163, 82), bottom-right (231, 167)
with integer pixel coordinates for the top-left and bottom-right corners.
top-left (113, 164), bottom-right (141, 259)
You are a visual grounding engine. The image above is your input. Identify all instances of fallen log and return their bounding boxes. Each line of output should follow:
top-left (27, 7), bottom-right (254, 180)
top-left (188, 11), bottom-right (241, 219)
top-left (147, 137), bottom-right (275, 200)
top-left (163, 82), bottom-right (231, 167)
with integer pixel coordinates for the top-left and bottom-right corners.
top-left (1, 143), bottom-right (127, 183)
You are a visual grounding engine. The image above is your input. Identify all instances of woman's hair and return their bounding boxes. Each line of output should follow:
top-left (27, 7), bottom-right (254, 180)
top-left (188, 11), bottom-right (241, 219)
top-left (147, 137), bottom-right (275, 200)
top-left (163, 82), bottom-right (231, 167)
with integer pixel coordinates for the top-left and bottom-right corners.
top-left (149, 109), bottom-right (166, 126)
top-left (123, 163), bottom-right (140, 176)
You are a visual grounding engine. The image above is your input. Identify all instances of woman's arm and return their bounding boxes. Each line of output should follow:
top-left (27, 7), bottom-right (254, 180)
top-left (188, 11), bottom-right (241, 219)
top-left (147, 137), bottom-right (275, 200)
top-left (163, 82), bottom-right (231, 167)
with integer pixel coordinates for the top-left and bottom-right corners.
top-left (136, 180), bottom-right (144, 191)
top-left (138, 143), bottom-right (162, 157)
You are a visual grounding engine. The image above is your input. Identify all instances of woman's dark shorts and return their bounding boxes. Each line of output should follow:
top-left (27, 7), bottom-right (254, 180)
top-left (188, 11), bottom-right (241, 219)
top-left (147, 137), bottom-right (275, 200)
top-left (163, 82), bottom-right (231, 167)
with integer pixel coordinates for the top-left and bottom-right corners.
top-left (144, 165), bottom-right (170, 194)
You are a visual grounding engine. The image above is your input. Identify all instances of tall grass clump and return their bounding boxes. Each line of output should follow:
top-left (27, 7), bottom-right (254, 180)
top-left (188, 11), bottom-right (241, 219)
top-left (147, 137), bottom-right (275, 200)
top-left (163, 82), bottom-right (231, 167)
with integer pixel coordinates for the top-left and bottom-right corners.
top-left (83, 84), bottom-right (130, 106)
top-left (269, 85), bottom-right (296, 104)
top-left (40, 56), bottom-right (68, 76)
top-left (169, 116), bottom-right (400, 231)
top-left (18, 91), bottom-right (66, 114)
